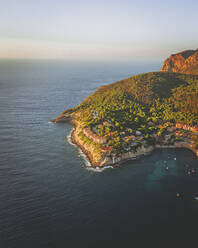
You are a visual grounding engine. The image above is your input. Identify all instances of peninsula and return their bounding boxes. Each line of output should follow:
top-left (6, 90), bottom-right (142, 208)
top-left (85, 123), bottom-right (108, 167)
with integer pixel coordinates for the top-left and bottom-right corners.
top-left (53, 51), bottom-right (198, 169)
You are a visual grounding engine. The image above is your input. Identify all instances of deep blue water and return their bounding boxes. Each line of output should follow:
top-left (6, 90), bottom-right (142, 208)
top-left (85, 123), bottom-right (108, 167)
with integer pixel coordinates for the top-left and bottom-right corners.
top-left (0, 59), bottom-right (198, 248)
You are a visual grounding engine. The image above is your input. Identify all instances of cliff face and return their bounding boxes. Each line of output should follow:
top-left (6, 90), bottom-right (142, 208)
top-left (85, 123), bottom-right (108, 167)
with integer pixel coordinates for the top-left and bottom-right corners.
top-left (161, 49), bottom-right (198, 74)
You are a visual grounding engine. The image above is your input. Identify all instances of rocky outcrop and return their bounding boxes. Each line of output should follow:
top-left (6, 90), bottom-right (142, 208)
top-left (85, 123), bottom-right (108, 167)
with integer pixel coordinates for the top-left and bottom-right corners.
top-left (71, 120), bottom-right (104, 167)
top-left (51, 108), bottom-right (76, 123)
top-left (161, 49), bottom-right (198, 74)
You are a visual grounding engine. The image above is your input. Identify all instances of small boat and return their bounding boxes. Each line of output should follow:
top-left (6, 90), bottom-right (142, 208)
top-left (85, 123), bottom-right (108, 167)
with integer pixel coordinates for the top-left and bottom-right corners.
top-left (193, 197), bottom-right (198, 200)
top-left (174, 157), bottom-right (177, 160)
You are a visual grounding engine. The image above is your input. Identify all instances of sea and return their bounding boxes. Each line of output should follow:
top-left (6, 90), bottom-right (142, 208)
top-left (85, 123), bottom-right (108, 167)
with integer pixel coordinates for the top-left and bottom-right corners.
top-left (0, 59), bottom-right (198, 248)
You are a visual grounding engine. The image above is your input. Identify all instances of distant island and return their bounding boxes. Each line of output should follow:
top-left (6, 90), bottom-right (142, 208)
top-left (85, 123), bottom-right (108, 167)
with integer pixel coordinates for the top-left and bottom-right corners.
top-left (53, 50), bottom-right (198, 170)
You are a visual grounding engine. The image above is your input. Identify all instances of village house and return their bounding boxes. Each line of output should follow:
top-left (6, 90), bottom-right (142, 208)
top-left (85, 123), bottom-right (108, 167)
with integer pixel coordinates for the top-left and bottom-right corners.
top-left (135, 130), bottom-right (142, 136)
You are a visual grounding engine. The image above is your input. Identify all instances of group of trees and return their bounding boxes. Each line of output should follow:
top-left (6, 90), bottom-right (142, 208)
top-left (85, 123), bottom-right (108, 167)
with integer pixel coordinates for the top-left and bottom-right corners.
top-left (73, 71), bottom-right (198, 153)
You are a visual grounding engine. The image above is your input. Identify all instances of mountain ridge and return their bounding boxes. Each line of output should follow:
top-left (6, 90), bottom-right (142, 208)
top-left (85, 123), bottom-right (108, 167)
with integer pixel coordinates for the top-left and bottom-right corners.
top-left (161, 49), bottom-right (198, 74)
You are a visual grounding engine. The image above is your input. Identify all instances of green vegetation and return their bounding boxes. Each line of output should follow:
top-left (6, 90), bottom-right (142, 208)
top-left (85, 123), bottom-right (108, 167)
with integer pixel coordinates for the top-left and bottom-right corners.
top-left (70, 72), bottom-right (198, 154)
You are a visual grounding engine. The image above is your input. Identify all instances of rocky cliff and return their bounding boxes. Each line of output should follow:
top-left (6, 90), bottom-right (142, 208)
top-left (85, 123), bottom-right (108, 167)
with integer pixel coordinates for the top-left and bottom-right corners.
top-left (161, 49), bottom-right (198, 74)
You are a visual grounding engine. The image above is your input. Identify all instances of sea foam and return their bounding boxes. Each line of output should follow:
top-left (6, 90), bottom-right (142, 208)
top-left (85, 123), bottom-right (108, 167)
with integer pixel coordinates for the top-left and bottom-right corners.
top-left (67, 128), bottom-right (113, 172)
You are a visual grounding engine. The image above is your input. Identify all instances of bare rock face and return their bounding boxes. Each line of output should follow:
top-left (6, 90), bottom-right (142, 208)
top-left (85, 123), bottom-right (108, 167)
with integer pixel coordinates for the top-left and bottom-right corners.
top-left (161, 49), bottom-right (198, 74)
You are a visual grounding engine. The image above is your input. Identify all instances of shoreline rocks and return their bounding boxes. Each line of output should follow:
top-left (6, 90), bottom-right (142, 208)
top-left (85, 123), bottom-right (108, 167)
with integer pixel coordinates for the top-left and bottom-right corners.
top-left (69, 121), bottom-right (198, 169)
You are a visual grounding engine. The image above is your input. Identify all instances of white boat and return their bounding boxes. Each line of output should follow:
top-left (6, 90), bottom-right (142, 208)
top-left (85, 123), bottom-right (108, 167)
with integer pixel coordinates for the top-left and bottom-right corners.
top-left (193, 197), bottom-right (198, 200)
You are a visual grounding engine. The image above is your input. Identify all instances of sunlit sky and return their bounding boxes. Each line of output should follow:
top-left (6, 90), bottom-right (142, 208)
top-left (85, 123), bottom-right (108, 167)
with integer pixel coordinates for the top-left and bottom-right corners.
top-left (0, 0), bottom-right (197, 60)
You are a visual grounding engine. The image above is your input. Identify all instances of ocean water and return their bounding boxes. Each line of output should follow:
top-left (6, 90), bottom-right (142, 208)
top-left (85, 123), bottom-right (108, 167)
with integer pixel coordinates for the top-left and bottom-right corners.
top-left (0, 59), bottom-right (198, 248)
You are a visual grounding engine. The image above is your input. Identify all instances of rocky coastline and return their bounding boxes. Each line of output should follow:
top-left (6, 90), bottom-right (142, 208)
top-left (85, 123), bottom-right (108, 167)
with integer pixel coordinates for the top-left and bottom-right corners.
top-left (52, 69), bottom-right (198, 170)
top-left (70, 120), bottom-right (101, 167)
top-left (70, 120), bottom-right (154, 169)
top-left (53, 115), bottom-right (198, 170)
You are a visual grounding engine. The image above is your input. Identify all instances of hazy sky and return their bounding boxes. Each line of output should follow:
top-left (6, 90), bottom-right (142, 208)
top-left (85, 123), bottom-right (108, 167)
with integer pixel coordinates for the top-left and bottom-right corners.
top-left (0, 0), bottom-right (197, 60)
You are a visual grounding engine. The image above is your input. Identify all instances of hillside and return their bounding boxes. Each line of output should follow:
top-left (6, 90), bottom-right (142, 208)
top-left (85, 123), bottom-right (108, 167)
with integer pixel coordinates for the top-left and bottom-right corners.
top-left (58, 72), bottom-right (198, 125)
top-left (161, 49), bottom-right (198, 74)
top-left (53, 72), bottom-right (198, 167)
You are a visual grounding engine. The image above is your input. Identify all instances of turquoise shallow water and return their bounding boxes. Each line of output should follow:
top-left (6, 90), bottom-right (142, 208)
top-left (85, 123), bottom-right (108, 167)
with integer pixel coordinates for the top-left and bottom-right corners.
top-left (0, 60), bottom-right (198, 248)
